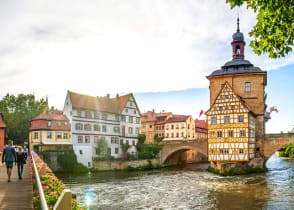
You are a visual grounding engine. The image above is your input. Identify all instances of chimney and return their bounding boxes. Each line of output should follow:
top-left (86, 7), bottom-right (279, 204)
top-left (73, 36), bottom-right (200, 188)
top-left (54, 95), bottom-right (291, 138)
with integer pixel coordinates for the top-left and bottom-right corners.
top-left (162, 109), bottom-right (165, 113)
top-left (152, 108), bottom-right (155, 113)
top-left (106, 94), bottom-right (110, 99)
top-left (116, 94), bottom-right (119, 99)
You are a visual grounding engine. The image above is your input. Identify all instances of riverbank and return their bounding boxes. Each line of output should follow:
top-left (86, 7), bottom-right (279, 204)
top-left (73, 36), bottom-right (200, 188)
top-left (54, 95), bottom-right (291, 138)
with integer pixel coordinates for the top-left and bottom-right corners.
top-left (92, 159), bottom-right (162, 171)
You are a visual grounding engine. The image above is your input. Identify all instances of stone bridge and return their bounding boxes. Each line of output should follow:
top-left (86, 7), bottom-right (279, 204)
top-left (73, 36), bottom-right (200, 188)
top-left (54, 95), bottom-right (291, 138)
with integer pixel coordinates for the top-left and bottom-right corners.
top-left (264, 133), bottom-right (294, 160)
top-left (160, 139), bottom-right (208, 165)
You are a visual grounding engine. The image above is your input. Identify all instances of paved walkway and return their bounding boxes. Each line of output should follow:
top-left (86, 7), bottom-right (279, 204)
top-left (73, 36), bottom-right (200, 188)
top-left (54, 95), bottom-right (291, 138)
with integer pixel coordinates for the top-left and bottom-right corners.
top-left (0, 155), bottom-right (33, 209)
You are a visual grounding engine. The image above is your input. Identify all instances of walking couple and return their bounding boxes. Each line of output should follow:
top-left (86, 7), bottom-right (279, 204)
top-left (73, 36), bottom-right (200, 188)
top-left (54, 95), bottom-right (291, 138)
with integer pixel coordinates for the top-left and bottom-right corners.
top-left (1, 140), bottom-right (27, 182)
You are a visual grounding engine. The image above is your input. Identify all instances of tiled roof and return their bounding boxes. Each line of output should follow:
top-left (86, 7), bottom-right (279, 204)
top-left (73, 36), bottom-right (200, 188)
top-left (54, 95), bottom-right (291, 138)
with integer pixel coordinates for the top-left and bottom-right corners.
top-left (195, 120), bottom-right (207, 133)
top-left (30, 110), bottom-right (70, 131)
top-left (68, 91), bottom-right (133, 114)
top-left (141, 111), bottom-right (172, 123)
top-left (166, 115), bottom-right (190, 123)
top-left (0, 113), bottom-right (7, 128)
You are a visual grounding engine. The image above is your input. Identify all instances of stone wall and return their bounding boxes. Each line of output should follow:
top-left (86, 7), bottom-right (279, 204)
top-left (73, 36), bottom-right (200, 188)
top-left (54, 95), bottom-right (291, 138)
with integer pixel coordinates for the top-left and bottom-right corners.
top-left (93, 159), bottom-right (160, 171)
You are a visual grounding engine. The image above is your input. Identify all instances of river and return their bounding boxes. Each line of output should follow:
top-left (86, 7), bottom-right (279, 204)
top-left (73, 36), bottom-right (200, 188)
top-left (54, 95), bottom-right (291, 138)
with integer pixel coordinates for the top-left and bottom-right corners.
top-left (57, 154), bottom-right (294, 209)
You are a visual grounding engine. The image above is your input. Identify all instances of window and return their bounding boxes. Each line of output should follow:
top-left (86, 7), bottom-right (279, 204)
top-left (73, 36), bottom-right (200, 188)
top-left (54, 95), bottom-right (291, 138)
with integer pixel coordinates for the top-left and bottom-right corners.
top-left (78, 136), bottom-right (83, 143)
top-left (228, 131), bottom-right (233, 137)
top-left (224, 149), bottom-right (228, 154)
top-left (115, 114), bottom-right (119, 120)
top-left (77, 110), bottom-right (82, 117)
top-left (211, 149), bottom-right (214, 154)
top-left (181, 124), bottom-right (185, 128)
top-left (171, 125), bottom-right (174, 129)
top-left (86, 111), bottom-right (92, 119)
top-left (33, 132), bottom-right (38, 139)
top-left (219, 107), bottom-right (223, 111)
top-left (129, 127), bottom-right (133, 134)
top-left (129, 116), bottom-right (133, 123)
top-left (47, 120), bottom-right (51, 127)
top-left (181, 132), bottom-right (184, 137)
top-left (240, 131), bottom-right (246, 137)
top-left (47, 132), bottom-right (52, 139)
top-left (238, 116), bottom-right (244, 122)
top-left (134, 110), bottom-right (136, 114)
top-left (135, 128), bottom-right (139, 134)
top-left (121, 115), bottom-right (126, 122)
top-left (125, 109), bottom-right (128, 113)
top-left (64, 121), bottom-right (68, 126)
top-left (94, 112), bottom-right (100, 119)
top-left (63, 133), bottom-right (68, 139)
top-left (225, 95), bottom-right (229, 99)
top-left (102, 113), bottom-right (107, 120)
top-left (245, 82), bottom-right (251, 92)
top-left (57, 121), bottom-right (61, 127)
top-left (126, 140), bottom-right (129, 145)
top-left (84, 124), bottom-right (91, 131)
top-left (231, 105), bottom-right (235, 110)
top-left (132, 140), bottom-right (135, 146)
top-left (120, 139), bottom-right (123, 145)
top-left (115, 148), bottom-right (119, 154)
top-left (236, 45), bottom-right (241, 54)
top-left (239, 149), bottom-right (244, 154)
top-left (166, 133), bottom-right (169, 138)
top-left (166, 125), bottom-right (169, 130)
top-left (149, 124), bottom-right (152, 128)
top-left (220, 149), bottom-right (223, 154)
top-left (136, 117), bottom-right (140, 124)
top-left (102, 125), bottom-right (107, 132)
top-left (79, 150), bottom-right (83, 155)
top-left (57, 132), bottom-right (62, 139)
top-left (225, 116), bottom-right (230, 123)
top-left (176, 132), bottom-right (179, 137)
top-left (171, 133), bottom-right (174, 138)
top-left (176, 124), bottom-right (179, 129)
top-left (217, 131), bottom-right (222, 137)
top-left (94, 136), bottom-right (98, 143)
top-left (85, 136), bottom-right (90, 143)
top-left (188, 124), bottom-right (190, 129)
top-left (75, 123), bottom-right (83, 130)
top-left (211, 117), bottom-right (216, 124)
top-left (111, 137), bottom-right (115, 144)
top-left (115, 137), bottom-right (119, 144)
top-left (114, 127), bottom-right (120, 133)
top-left (88, 162), bottom-right (91, 167)
top-left (94, 124), bottom-right (100, 131)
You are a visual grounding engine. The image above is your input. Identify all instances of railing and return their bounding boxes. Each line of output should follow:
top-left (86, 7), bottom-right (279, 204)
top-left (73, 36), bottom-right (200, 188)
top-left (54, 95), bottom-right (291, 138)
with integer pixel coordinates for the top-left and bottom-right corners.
top-left (31, 151), bottom-right (73, 210)
top-left (31, 151), bottom-right (48, 210)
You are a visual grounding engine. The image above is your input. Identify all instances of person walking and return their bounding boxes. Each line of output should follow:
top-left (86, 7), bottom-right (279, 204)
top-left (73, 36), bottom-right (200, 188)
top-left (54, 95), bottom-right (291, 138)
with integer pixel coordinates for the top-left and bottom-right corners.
top-left (16, 146), bottom-right (26, 180)
top-left (1, 140), bottom-right (17, 182)
top-left (24, 146), bottom-right (29, 160)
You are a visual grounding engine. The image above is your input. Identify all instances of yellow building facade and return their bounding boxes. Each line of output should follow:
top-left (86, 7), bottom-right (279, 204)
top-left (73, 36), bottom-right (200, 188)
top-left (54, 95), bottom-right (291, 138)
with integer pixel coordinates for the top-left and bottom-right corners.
top-left (164, 115), bottom-right (195, 140)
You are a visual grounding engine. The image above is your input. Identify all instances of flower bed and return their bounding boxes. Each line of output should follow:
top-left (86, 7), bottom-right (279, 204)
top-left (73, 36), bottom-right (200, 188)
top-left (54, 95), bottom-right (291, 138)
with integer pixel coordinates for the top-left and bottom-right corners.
top-left (31, 152), bottom-right (83, 210)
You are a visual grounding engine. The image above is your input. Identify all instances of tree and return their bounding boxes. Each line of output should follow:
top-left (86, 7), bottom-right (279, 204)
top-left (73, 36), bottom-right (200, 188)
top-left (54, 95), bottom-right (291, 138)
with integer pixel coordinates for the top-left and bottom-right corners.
top-left (226, 0), bottom-right (294, 58)
top-left (0, 93), bottom-right (48, 145)
top-left (120, 143), bottom-right (131, 160)
top-left (96, 137), bottom-right (110, 159)
top-left (154, 134), bottom-right (164, 143)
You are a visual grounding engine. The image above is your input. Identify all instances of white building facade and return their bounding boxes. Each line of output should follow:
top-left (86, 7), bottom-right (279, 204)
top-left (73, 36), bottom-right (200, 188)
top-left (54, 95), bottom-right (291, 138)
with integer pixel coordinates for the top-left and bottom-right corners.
top-left (63, 91), bottom-right (141, 167)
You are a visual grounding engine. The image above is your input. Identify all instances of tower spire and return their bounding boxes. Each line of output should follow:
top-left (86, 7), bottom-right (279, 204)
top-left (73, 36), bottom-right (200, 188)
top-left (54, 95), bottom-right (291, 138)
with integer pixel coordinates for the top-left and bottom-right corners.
top-left (237, 16), bottom-right (240, 32)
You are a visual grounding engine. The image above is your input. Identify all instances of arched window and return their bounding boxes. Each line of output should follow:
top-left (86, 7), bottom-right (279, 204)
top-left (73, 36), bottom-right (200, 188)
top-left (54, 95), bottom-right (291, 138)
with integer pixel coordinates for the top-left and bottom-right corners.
top-left (235, 45), bottom-right (241, 55)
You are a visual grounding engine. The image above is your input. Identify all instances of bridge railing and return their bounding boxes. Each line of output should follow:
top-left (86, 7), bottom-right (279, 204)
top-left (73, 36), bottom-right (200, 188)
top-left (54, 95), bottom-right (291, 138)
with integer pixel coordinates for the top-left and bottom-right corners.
top-left (31, 151), bottom-right (73, 210)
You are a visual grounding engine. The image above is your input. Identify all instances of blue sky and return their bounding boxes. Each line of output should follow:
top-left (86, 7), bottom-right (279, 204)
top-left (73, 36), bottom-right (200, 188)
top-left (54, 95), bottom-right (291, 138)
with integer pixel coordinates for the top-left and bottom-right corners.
top-left (0, 0), bottom-right (293, 133)
top-left (135, 64), bottom-right (294, 134)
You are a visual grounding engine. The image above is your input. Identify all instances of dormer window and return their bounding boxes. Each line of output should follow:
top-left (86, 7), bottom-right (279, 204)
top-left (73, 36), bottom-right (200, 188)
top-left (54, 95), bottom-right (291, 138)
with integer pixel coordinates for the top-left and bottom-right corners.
top-left (47, 120), bottom-right (51, 127)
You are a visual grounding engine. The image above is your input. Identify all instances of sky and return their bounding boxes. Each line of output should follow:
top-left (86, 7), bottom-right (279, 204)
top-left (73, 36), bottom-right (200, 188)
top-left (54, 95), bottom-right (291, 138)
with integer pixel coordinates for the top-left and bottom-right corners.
top-left (0, 0), bottom-right (293, 133)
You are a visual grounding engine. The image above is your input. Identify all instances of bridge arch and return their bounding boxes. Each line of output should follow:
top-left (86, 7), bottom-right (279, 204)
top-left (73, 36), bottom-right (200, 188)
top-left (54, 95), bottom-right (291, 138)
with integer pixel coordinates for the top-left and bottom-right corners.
top-left (160, 140), bottom-right (208, 165)
top-left (264, 133), bottom-right (294, 160)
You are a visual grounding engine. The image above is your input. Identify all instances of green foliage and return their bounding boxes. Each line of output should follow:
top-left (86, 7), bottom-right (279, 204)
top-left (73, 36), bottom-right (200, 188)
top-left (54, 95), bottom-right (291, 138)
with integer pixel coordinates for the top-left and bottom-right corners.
top-left (40, 149), bottom-right (88, 173)
top-left (226, 0), bottom-right (294, 58)
top-left (154, 134), bottom-right (164, 143)
top-left (135, 133), bottom-right (163, 160)
top-left (280, 144), bottom-right (294, 158)
top-left (0, 93), bottom-right (48, 145)
top-left (96, 137), bottom-right (111, 160)
top-left (121, 143), bottom-right (131, 160)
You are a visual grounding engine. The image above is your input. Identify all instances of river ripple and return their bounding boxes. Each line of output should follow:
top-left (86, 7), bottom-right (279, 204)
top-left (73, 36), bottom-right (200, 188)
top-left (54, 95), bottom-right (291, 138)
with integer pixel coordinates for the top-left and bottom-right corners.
top-left (57, 154), bottom-right (294, 210)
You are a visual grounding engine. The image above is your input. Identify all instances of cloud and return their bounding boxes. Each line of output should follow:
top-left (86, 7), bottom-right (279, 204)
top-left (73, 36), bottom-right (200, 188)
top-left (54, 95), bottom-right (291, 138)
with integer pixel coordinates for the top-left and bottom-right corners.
top-left (0, 0), bottom-right (293, 109)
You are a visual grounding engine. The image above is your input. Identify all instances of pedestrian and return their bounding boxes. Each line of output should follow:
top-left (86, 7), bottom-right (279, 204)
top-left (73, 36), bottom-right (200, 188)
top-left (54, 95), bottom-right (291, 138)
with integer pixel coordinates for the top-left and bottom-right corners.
top-left (1, 140), bottom-right (17, 182)
top-left (16, 146), bottom-right (26, 180)
top-left (24, 146), bottom-right (28, 160)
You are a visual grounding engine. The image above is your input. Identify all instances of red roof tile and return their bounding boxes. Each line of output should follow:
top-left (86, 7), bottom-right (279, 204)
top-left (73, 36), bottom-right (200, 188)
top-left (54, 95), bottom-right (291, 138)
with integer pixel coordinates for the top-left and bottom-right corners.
top-left (68, 91), bottom-right (134, 114)
top-left (0, 113), bottom-right (7, 128)
top-left (195, 120), bottom-right (207, 133)
top-left (30, 110), bottom-right (70, 131)
top-left (166, 115), bottom-right (190, 123)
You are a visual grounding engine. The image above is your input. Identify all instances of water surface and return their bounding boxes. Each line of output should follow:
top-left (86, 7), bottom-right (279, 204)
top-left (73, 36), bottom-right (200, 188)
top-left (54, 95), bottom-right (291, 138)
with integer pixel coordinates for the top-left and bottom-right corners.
top-left (57, 154), bottom-right (294, 209)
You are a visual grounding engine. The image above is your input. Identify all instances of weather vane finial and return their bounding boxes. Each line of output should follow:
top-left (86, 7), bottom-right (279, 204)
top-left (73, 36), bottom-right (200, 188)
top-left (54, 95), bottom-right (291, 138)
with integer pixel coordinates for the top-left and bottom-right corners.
top-left (237, 14), bottom-right (240, 32)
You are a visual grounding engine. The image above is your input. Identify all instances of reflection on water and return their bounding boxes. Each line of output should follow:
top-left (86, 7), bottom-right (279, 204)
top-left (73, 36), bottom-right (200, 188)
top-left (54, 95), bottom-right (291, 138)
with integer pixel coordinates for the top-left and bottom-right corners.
top-left (57, 154), bottom-right (294, 209)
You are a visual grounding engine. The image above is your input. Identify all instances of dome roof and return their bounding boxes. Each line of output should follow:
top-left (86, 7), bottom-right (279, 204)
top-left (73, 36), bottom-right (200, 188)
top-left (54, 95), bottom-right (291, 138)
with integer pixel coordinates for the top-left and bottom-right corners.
top-left (232, 31), bottom-right (244, 42)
